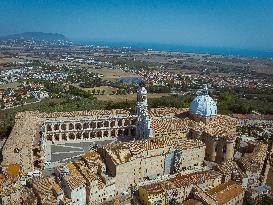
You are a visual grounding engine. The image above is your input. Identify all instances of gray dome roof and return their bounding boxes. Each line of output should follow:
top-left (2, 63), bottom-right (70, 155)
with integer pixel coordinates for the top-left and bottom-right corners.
top-left (189, 85), bottom-right (217, 117)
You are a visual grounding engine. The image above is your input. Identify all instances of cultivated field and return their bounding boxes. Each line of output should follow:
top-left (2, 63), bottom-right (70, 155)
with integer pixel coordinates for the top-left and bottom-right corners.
top-left (96, 93), bottom-right (170, 102)
top-left (82, 86), bottom-right (118, 95)
top-left (0, 82), bottom-right (20, 89)
top-left (90, 68), bottom-right (139, 81)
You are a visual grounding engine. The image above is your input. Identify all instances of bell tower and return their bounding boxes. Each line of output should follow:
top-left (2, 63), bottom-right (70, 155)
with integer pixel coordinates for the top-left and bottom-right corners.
top-left (136, 86), bottom-right (148, 115)
top-left (135, 85), bottom-right (153, 138)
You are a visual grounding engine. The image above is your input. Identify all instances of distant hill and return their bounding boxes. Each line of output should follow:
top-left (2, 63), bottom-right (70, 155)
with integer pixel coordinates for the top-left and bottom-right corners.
top-left (0, 32), bottom-right (69, 42)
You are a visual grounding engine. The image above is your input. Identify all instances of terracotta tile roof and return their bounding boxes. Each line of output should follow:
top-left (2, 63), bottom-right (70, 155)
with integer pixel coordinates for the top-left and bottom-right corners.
top-left (207, 181), bottom-right (245, 205)
top-left (64, 175), bottom-right (86, 190)
top-left (216, 161), bottom-right (247, 178)
top-left (105, 135), bottom-right (204, 165)
top-left (140, 183), bottom-right (165, 195)
top-left (56, 161), bottom-right (86, 190)
top-left (238, 143), bottom-right (268, 173)
top-left (32, 177), bottom-right (61, 204)
top-left (232, 114), bottom-right (273, 121)
top-left (148, 107), bottom-right (188, 118)
top-left (182, 199), bottom-right (203, 205)
top-left (170, 171), bottom-right (221, 188)
top-left (150, 110), bottom-right (237, 140)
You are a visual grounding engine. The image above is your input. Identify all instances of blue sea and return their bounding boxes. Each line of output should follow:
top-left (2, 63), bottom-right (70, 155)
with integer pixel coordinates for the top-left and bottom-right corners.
top-left (77, 40), bottom-right (273, 59)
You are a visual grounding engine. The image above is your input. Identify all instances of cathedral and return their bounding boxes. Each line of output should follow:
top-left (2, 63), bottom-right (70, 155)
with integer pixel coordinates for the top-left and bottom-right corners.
top-left (2, 84), bottom-right (237, 174)
top-left (2, 85), bottom-right (270, 205)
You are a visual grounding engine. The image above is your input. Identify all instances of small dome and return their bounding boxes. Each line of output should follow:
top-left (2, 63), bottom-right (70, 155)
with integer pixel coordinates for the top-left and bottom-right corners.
top-left (189, 86), bottom-right (217, 117)
top-left (137, 87), bottom-right (147, 95)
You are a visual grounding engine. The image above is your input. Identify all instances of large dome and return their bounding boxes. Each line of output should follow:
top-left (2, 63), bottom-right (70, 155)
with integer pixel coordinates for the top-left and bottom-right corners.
top-left (189, 86), bottom-right (217, 117)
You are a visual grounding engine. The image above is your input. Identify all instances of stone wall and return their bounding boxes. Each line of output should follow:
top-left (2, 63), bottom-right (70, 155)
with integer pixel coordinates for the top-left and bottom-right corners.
top-left (202, 133), bottom-right (235, 163)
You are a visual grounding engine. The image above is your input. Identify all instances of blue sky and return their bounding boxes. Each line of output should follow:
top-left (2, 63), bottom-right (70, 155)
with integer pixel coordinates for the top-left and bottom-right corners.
top-left (1, 0), bottom-right (273, 50)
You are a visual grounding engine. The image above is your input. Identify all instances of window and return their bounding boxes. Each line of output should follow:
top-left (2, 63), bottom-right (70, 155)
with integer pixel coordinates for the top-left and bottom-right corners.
top-left (223, 145), bottom-right (227, 153)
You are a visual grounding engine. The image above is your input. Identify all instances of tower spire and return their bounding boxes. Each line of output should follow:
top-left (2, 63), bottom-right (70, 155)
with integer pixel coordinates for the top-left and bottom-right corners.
top-left (136, 85), bottom-right (148, 115)
top-left (202, 84), bottom-right (208, 95)
top-left (135, 85), bottom-right (153, 138)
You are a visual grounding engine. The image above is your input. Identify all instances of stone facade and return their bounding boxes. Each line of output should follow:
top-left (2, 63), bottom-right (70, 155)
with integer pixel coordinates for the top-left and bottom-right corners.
top-left (201, 134), bottom-right (235, 163)
top-left (100, 136), bottom-right (206, 193)
top-left (205, 181), bottom-right (245, 205)
top-left (138, 171), bottom-right (222, 205)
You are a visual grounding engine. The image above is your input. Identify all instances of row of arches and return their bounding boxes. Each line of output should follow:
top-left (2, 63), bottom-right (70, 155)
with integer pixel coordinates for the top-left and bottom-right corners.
top-left (45, 128), bottom-right (137, 142)
top-left (45, 118), bottom-right (138, 132)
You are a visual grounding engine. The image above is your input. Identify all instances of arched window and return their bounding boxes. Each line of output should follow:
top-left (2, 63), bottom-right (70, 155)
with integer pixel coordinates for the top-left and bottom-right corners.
top-left (54, 134), bottom-right (60, 141)
top-left (118, 120), bottom-right (123, 127)
top-left (75, 123), bottom-right (82, 130)
top-left (104, 121), bottom-right (109, 127)
top-left (97, 131), bottom-right (102, 138)
top-left (69, 123), bottom-right (74, 130)
top-left (90, 132), bottom-right (95, 138)
top-left (110, 121), bottom-right (115, 127)
top-left (69, 133), bottom-right (75, 140)
top-left (118, 130), bottom-right (123, 136)
top-left (97, 122), bottom-right (103, 128)
top-left (90, 122), bottom-right (96, 129)
top-left (54, 124), bottom-right (60, 131)
top-left (47, 135), bottom-right (53, 141)
top-left (83, 132), bottom-right (89, 139)
top-left (83, 123), bottom-right (89, 129)
top-left (61, 124), bottom-right (66, 130)
top-left (47, 124), bottom-right (52, 132)
top-left (62, 134), bottom-right (67, 141)
top-left (124, 120), bottom-right (130, 126)
top-left (76, 133), bottom-right (82, 140)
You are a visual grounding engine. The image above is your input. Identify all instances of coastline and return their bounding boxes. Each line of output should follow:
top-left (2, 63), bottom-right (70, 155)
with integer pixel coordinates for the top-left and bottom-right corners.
top-left (76, 40), bottom-right (273, 59)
